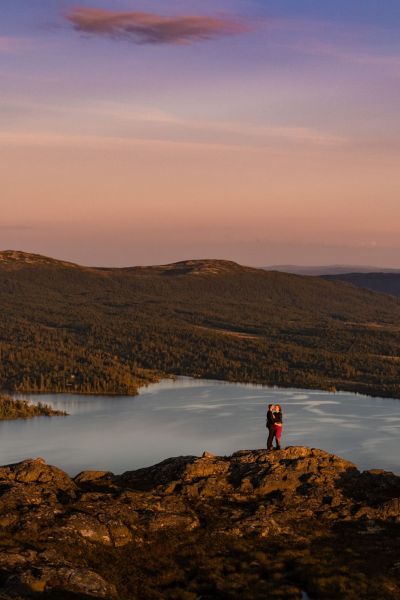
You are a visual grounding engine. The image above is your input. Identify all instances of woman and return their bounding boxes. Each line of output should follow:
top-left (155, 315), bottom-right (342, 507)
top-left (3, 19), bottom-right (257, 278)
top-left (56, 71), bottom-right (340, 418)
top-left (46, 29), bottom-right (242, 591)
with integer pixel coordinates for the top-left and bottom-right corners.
top-left (273, 405), bottom-right (283, 450)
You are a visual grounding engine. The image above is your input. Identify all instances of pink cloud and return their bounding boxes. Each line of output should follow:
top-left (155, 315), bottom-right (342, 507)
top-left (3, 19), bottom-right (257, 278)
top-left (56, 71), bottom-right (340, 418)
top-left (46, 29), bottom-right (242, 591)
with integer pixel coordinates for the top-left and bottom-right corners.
top-left (66, 8), bottom-right (249, 45)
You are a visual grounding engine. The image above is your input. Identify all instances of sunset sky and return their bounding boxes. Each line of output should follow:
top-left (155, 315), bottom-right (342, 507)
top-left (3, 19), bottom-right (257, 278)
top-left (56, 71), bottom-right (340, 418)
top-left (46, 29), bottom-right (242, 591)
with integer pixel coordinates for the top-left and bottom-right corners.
top-left (1, 1), bottom-right (400, 266)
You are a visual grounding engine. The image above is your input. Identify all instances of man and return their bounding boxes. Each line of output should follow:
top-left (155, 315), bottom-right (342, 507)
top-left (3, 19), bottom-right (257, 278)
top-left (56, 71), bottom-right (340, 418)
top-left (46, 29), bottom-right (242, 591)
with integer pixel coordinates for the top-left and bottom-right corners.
top-left (266, 403), bottom-right (275, 450)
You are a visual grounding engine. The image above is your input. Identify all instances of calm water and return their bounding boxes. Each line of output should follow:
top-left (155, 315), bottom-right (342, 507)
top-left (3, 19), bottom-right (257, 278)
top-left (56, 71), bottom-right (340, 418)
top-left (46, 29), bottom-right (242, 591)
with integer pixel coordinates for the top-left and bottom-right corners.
top-left (1, 378), bottom-right (399, 475)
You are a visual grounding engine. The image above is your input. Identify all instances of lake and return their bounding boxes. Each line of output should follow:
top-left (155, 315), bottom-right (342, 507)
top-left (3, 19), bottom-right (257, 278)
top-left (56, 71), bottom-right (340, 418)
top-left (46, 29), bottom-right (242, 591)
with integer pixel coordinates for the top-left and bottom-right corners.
top-left (1, 378), bottom-right (399, 475)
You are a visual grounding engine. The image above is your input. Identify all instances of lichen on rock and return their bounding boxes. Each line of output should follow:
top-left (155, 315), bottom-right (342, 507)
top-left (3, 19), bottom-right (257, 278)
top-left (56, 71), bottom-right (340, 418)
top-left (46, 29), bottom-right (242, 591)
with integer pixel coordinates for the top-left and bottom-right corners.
top-left (0, 448), bottom-right (399, 599)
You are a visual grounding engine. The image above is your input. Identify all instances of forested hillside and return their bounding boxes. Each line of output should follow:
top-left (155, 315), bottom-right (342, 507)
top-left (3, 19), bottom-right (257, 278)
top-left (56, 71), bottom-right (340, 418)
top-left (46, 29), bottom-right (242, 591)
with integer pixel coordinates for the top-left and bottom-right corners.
top-left (1, 250), bottom-right (400, 398)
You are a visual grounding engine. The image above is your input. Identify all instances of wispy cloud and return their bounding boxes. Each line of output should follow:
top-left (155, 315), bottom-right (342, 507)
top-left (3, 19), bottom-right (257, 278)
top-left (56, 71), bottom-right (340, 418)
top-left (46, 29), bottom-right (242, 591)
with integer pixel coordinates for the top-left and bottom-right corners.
top-left (0, 98), bottom-right (349, 149)
top-left (0, 130), bottom-right (254, 152)
top-left (0, 36), bottom-right (30, 54)
top-left (66, 8), bottom-right (249, 45)
top-left (84, 101), bottom-right (349, 147)
top-left (287, 40), bottom-right (400, 71)
top-left (0, 120), bottom-right (348, 151)
top-left (259, 18), bottom-right (400, 74)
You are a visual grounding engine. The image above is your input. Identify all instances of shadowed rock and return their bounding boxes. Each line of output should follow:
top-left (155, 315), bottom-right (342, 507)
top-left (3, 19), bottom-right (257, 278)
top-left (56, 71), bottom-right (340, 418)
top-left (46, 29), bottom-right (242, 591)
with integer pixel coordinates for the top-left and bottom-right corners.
top-left (0, 448), bottom-right (399, 599)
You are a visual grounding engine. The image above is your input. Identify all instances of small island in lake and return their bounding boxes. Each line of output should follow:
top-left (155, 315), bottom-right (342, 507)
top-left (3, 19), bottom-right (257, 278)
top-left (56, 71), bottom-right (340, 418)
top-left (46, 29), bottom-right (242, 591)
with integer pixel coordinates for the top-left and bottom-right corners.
top-left (0, 394), bottom-right (67, 420)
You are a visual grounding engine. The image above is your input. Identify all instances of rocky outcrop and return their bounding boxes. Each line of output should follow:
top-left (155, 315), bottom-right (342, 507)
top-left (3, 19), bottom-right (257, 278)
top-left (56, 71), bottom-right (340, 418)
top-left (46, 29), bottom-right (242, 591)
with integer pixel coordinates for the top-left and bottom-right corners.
top-left (0, 448), bottom-right (399, 599)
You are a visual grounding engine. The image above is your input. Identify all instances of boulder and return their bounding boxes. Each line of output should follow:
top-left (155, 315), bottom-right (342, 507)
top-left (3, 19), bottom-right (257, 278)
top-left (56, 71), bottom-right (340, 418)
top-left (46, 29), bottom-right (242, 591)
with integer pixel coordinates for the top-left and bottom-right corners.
top-left (0, 448), bottom-right (399, 599)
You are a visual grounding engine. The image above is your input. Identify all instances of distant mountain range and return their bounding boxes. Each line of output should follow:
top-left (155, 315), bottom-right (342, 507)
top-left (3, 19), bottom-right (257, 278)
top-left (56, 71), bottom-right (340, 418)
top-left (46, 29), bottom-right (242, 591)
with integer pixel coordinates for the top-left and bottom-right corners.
top-left (323, 273), bottom-right (400, 298)
top-left (262, 263), bottom-right (400, 298)
top-left (1, 250), bottom-right (400, 398)
top-left (264, 264), bottom-right (400, 276)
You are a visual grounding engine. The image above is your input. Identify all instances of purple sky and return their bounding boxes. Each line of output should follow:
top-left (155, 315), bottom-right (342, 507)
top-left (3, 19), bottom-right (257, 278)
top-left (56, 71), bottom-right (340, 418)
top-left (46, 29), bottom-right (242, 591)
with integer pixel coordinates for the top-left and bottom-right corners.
top-left (1, 1), bottom-right (400, 266)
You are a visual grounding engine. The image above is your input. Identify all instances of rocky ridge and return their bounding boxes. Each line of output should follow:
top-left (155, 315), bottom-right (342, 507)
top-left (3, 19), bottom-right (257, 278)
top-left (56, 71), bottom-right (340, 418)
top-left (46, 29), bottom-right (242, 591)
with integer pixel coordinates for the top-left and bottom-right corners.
top-left (0, 251), bottom-right (78, 269)
top-left (0, 448), bottom-right (399, 599)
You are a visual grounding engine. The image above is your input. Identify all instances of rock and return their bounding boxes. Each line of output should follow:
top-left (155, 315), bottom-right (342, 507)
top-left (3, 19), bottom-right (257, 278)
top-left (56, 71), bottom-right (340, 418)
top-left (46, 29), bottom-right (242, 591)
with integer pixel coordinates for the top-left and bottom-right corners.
top-left (74, 470), bottom-right (113, 484)
top-left (377, 497), bottom-right (400, 520)
top-left (0, 458), bottom-right (76, 496)
top-left (61, 513), bottom-right (112, 545)
top-left (201, 451), bottom-right (216, 459)
top-left (106, 520), bottom-right (133, 547)
top-left (10, 458), bottom-right (74, 489)
top-left (0, 551), bottom-right (36, 570)
top-left (4, 566), bottom-right (117, 598)
top-left (117, 455), bottom-right (196, 490)
top-left (0, 449), bottom-right (399, 599)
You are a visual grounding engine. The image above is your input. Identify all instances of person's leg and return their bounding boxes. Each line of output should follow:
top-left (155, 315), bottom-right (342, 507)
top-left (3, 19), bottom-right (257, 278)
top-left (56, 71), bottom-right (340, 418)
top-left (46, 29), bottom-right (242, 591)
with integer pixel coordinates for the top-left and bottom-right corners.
top-left (267, 425), bottom-right (274, 449)
top-left (274, 425), bottom-right (282, 450)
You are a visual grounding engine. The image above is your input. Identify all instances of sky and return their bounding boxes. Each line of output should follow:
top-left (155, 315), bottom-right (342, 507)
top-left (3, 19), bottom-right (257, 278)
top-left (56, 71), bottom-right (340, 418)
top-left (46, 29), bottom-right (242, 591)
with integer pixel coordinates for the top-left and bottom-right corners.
top-left (1, 1), bottom-right (400, 267)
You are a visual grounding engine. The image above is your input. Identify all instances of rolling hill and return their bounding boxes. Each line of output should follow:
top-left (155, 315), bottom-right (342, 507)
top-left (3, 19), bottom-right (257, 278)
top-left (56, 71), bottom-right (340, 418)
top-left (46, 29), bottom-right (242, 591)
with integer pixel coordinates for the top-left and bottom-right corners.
top-left (1, 250), bottom-right (400, 398)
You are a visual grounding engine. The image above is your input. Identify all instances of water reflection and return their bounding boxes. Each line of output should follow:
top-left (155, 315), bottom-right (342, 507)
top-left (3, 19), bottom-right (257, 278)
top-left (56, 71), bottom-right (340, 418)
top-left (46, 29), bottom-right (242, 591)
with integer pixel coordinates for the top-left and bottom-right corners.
top-left (0, 378), bottom-right (399, 475)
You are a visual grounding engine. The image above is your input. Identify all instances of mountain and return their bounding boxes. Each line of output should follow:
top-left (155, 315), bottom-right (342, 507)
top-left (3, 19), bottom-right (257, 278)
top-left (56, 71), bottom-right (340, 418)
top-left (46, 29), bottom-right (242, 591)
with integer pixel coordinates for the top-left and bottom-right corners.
top-left (0, 249), bottom-right (78, 269)
top-left (264, 264), bottom-right (400, 276)
top-left (1, 448), bottom-right (399, 599)
top-left (1, 250), bottom-right (400, 397)
top-left (323, 272), bottom-right (400, 298)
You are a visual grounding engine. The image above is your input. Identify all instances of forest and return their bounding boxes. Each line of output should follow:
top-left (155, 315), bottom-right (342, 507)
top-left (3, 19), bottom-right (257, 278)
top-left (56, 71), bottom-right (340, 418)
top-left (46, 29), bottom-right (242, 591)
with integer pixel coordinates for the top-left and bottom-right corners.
top-left (0, 393), bottom-right (66, 420)
top-left (1, 251), bottom-right (400, 398)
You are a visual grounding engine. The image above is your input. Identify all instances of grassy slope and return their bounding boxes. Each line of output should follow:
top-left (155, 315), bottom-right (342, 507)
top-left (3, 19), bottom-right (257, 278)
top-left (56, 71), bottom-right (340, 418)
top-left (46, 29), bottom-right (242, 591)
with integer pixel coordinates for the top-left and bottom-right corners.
top-left (1, 251), bottom-right (400, 397)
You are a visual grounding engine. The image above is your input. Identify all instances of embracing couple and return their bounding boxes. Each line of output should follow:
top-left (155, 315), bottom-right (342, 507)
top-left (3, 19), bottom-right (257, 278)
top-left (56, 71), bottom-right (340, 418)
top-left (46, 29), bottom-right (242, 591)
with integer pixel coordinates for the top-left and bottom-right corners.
top-left (266, 404), bottom-right (283, 450)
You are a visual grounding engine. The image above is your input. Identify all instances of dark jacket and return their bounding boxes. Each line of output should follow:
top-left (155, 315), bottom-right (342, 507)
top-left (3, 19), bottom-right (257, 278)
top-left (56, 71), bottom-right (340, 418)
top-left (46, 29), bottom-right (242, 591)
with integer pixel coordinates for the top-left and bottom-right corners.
top-left (266, 409), bottom-right (275, 428)
top-left (274, 411), bottom-right (283, 424)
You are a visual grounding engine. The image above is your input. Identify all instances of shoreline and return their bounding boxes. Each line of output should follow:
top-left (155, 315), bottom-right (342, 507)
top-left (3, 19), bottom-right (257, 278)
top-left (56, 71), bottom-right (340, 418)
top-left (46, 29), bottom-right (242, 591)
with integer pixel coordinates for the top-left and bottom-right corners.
top-left (1, 381), bottom-right (398, 476)
top-left (4, 372), bottom-right (400, 403)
